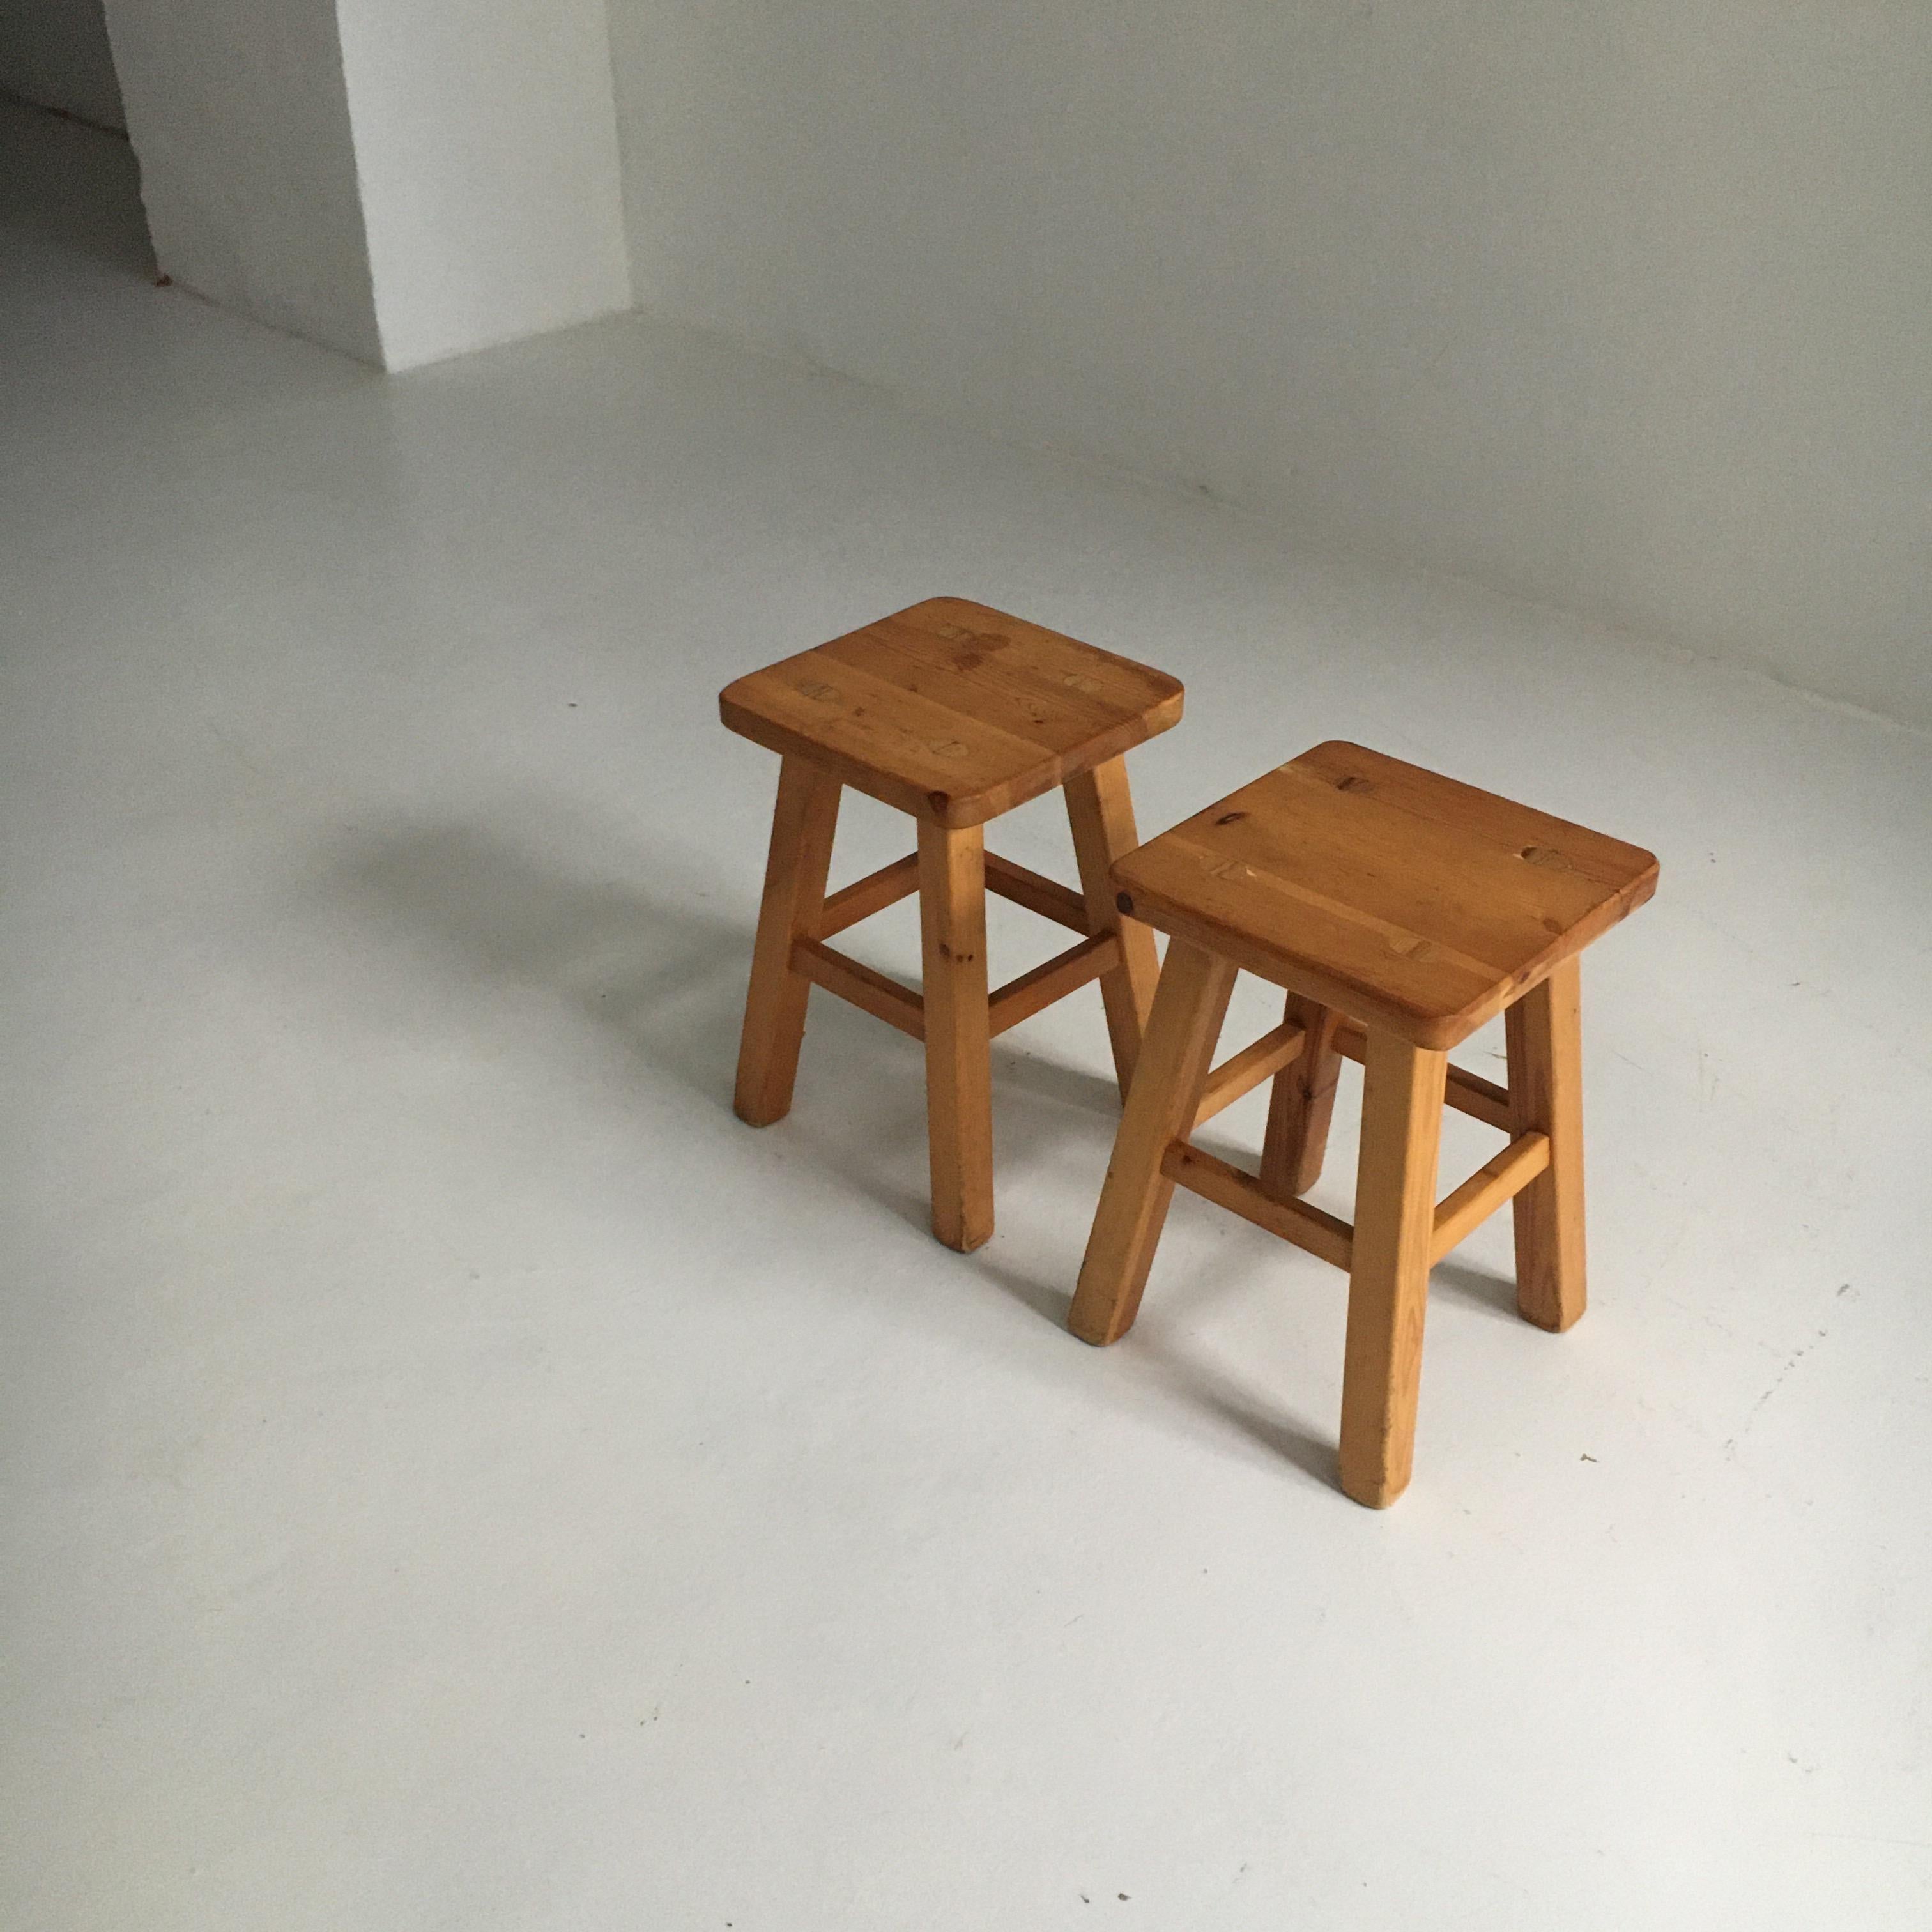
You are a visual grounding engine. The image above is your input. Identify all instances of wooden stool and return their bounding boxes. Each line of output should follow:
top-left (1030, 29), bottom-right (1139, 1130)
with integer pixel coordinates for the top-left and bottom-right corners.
top-left (1070, 742), bottom-right (1658, 1506)
top-left (720, 597), bottom-right (1183, 1252)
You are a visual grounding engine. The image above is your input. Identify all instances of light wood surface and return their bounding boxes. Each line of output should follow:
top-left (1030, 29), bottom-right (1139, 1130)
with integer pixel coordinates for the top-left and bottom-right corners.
top-left (793, 939), bottom-right (924, 1039)
top-left (1193, 1019), bottom-right (1306, 1129)
top-left (919, 821), bottom-right (995, 1252)
top-left (1112, 742), bottom-right (1657, 1048)
top-left (1260, 995), bottom-right (1343, 1198)
top-left (1506, 956), bottom-right (1587, 1330)
top-left (820, 853), bottom-right (919, 936)
top-left (733, 757), bottom-right (842, 1127)
top-left (988, 933), bottom-right (1120, 1038)
top-left (1331, 1019), bottom-right (1511, 1130)
top-left (983, 851), bottom-right (1089, 931)
top-left (1068, 941), bottom-right (1236, 1346)
top-left (1430, 1132), bottom-right (1550, 1264)
top-left (1065, 746), bottom-right (1654, 1503)
top-left (1339, 1031), bottom-right (1448, 1508)
top-left (726, 600), bottom-right (1177, 1249)
top-left (1064, 758), bottom-right (1162, 1095)
top-left (721, 597), bottom-right (1183, 829)
top-left (1163, 1140), bottom-right (1354, 1270)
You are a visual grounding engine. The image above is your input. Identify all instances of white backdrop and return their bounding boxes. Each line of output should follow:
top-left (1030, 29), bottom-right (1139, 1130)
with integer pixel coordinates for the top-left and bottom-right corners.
top-left (610, 1), bottom-right (1932, 728)
top-left (95, 0), bottom-right (631, 371)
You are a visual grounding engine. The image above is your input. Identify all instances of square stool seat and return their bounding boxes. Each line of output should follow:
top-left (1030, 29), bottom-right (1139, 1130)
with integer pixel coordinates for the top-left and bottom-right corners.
top-left (721, 598), bottom-right (1183, 1252)
top-left (1074, 740), bottom-right (1659, 1506)
top-left (1112, 740), bottom-right (1658, 1050)
top-left (720, 596), bottom-right (1184, 829)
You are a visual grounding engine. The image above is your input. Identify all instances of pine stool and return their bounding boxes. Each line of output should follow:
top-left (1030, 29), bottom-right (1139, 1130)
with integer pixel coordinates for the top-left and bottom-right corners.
top-left (720, 597), bottom-right (1184, 1252)
top-left (1070, 742), bottom-right (1658, 1506)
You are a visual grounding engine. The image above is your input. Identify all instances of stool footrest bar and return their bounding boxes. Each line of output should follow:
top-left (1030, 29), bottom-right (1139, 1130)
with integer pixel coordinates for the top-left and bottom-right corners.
top-left (988, 933), bottom-right (1120, 1037)
top-left (1193, 1021), bottom-right (1307, 1128)
top-left (1332, 1020), bottom-right (1512, 1130)
top-left (985, 853), bottom-right (1092, 932)
top-left (820, 854), bottom-right (920, 936)
top-left (793, 939), bottom-right (926, 1039)
top-left (1162, 1140), bottom-right (1355, 1271)
top-left (1429, 1131), bottom-right (1550, 1262)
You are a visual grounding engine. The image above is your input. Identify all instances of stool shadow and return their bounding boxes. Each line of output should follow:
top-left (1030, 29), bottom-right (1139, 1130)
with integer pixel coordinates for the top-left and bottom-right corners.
top-left (963, 1250), bottom-right (1082, 1328)
top-left (977, 1205), bottom-right (1342, 1491)
top-left (329, 815), bottom-right (1342, 1489)
top-left (327, 815), bottom-right (1135, 1229)
top-left (1146, 1349), bottom-right (1338, 1489)
top-left (990, 1049), bottom-right (1123, 1121)
top-left (1130, 1234), bottom-right (1342, 1490)
top-left (330, 817), bottom-right (753, 1112)
top-left (1429, 1257), bottom-right (1524, 1324)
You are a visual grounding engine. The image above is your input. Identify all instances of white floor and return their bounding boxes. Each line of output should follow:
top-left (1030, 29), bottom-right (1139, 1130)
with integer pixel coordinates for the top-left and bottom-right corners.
top-left (5, 114), bottom-right (1930, 1931)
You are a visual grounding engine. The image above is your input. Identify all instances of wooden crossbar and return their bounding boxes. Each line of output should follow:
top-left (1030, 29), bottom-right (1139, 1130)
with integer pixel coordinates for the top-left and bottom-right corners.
top-left (1331, 1019), bottom-right (1512, 1130)
top-left (793, 939), bottom-right (925, 1039)
top-left (984, 853), bottom-right (1091, 932)
top-left (1429, 1131), bottom-right (1549, 1262)
top-left (801, 850), bottom-right (1120, 1047)
top-left (819, 850), bottom-right (1087, 942)
top-left (988, 933), bottom-right (1120, 1038)
top-left (820, 854), bottom-right (919, 936)
top-left (1162, 1127), bottom-right (1548, 1275)
top-left (1193, 1020), bottom-right (1307, 1128)
top-left (1162, 1140), bottom-right (1356, 1271)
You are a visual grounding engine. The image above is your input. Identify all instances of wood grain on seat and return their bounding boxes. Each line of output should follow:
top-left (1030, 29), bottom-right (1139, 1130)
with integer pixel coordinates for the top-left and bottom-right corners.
top-left (1112, 742), bottom-right (1658, 1050)
top-left (719, 597), bottom-right (1184, 828)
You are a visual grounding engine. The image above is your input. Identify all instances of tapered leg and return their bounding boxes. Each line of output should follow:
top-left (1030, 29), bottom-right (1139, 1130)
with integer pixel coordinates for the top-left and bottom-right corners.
top-left (734, 757), bottom-right (841, 1127)
top-left (1064, 758), bottom-right (1160, 1096)
top-left (919, 820), bottom-right (994, 1252)
top-left (1505, 957), bottom-right (1586, 1331)
top-left (1259, 995), bottom-right (1343, 1199)
top-left (1338, 1030), bottom-right (1448, 1508)
top-left (1068, 941), bottom-right (1238, 1346)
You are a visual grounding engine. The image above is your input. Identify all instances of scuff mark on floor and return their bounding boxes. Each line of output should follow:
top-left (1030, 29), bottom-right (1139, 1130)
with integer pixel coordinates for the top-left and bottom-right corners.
top-left (1726, 1319), bottom-right (1834, 1454)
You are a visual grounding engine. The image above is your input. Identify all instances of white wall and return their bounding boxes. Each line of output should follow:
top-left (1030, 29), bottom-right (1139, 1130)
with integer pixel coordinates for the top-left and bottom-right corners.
top-left (0, 0), bottom-right (124, 129)
top-left (335, 0), bottom-right (632, 371)
top-left (610, 1), bottom-right (1932, 728)
top-left (102, 0), bottom-right (383, 362)
top-left (100, 0), bottom-right (631, 372)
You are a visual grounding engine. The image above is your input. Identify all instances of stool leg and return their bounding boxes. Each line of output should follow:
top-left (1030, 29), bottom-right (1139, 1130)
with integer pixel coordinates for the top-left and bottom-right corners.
top-left (919, 820), bottom-right (994, 1252)
top-left (1259, 996), bottom-right (1343, 1199)
top-left (734, 756), bottom-right (841, 1127)
top-left (1505, 957), bottom-right (1586, 1331)
top-left (1064, 758), bottom-right (1160, 1096)
top-left (1068, 940), bottom-right (1237, 1346)
top-left (1339, 1030), bottom-right (1447, 1508)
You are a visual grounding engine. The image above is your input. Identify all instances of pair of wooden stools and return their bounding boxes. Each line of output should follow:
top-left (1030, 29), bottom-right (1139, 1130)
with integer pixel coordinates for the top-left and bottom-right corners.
top-left (721, 599), bottom-right (1657, 1506)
